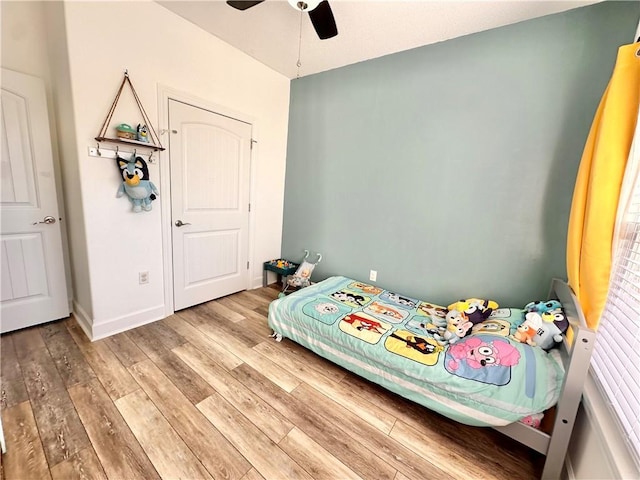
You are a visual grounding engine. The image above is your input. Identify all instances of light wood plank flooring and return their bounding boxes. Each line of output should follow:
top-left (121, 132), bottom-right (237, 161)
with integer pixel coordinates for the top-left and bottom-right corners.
top-left (0, 285), bottom-right (543, 479)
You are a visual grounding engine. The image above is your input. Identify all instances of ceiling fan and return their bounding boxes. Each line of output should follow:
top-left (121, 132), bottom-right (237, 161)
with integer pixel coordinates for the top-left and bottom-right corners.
top-left (226, 0), bottom-right (338, 40)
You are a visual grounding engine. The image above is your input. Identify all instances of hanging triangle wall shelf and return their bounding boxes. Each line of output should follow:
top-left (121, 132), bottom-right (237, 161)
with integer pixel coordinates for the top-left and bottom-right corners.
top-left (95, 70), bottom-right (165, 152)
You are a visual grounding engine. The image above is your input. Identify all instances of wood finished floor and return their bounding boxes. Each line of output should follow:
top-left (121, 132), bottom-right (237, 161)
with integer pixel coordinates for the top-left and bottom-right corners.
top-left (0, 285), bottom-right (543, 480)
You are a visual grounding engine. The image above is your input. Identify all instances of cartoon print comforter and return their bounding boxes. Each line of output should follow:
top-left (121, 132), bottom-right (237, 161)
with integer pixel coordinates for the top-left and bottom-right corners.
top-left (267, 276), bottom-right (564, 427)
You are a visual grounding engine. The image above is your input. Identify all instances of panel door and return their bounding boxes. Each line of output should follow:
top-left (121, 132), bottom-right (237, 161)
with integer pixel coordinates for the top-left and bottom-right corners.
top-left (1, 69), bottom-right (69, 333)
top-left (169, 99), bottom-right (252, 310)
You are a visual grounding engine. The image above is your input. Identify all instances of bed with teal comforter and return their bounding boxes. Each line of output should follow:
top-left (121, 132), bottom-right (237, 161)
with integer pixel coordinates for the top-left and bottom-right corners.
top-left (267, 276), bottom-right (564, 427)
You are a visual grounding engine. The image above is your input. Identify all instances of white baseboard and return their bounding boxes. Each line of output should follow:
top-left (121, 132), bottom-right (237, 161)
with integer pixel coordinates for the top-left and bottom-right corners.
top-left (252, 274), bottom-right (264, 289)
top-left (71, 301), bottom-right (166, 341)
top-left (91, 305), bottom-right (166, 340)
top-left (72, 300), bottom-right (93, 340)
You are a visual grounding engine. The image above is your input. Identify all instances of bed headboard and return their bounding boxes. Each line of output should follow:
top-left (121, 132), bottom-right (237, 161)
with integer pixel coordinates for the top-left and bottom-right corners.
top-left (549, 278), bottom-right (596, 369)
top-left (495, 278), bottom-right (596, 480)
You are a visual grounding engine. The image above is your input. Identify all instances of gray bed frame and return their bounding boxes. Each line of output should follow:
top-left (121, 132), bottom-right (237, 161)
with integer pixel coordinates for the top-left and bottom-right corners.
top-left (493, 278), bottom-right (596, 479)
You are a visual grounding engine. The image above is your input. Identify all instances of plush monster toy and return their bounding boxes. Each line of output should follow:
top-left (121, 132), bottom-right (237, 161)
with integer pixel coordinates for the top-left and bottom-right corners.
top-left (116, 155), bottom-right (158, 212)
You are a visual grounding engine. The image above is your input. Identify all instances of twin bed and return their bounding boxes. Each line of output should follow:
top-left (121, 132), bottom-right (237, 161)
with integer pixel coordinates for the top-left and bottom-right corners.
top-left (267, 276), bottom-right (596, 479)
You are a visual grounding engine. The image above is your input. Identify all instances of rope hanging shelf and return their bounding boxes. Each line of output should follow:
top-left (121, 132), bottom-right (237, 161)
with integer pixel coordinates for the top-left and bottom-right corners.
top-left (95, 70), bottom-right (165, 153)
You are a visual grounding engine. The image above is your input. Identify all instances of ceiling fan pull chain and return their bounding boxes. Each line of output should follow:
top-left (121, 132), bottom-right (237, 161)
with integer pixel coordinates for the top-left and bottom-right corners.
top-left (296, 8), bottom-right (303, 78)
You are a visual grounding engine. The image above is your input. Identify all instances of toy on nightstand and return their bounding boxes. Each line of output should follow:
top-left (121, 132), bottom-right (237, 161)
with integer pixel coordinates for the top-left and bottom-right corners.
top-left (263, 259), bottom-right (298, 287)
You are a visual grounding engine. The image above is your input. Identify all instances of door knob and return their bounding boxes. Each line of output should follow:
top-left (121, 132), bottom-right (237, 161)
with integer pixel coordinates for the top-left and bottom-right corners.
top-left (33, 216), bottom-right (56, 225)
top-left (175, 220), bottom-right (191, 227)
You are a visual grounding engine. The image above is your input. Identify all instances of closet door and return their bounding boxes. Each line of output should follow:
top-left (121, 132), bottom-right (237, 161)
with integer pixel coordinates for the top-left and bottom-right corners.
top-left (169, 99), bottom-right (252, 310)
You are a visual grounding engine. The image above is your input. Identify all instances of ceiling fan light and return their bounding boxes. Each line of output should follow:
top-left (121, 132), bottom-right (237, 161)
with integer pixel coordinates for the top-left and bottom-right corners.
top-left (287, 0), bottom-right (322, 11)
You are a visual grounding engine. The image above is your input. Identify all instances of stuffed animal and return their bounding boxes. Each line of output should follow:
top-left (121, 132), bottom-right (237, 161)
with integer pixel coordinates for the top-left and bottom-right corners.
top-left (510, 313), bottom-right (538, 346)
top-left (536, 307), bottom-right (569, 350)
top-left (433, 310), bottom-right (473, 346)
top-left (116, 155), bottom-right (158, 212)
top-left (524, 299), bottom-right (562, 314)
top-left (521, 412), bottom-right (544, 429)
top-left (525, 308), bottom-right (569, 350)
top-left (447, 298), bottom-right (499, 325)
top-left (543, 307), bottom-right (569, 333)
top-left (136, 124), bottom-right (149, 143)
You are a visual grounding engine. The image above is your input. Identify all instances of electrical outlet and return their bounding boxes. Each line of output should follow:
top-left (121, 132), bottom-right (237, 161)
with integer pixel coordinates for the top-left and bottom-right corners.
top-left (369, 270), bottom-right (377, 282)
top-left (139, 271), bottom-right (149, 284)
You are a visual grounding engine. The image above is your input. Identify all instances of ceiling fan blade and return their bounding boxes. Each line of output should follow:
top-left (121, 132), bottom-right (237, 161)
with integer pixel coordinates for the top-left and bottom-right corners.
top-left (308, 1), bottom-right (338, 40)
top-left (226, 1), bottom-right (265, 11)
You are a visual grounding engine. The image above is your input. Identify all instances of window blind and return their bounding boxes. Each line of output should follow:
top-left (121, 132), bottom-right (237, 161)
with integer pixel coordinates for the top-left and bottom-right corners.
top-left (591, 170), bottom-right (640, 468)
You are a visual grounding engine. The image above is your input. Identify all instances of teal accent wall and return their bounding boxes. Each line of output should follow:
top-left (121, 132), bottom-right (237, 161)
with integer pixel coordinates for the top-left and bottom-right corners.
top-left (282, 1), bottom-right (638, 306)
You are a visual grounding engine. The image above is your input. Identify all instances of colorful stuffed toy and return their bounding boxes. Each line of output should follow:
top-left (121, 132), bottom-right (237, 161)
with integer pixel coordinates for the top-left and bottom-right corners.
top-left (524, 299), bottom-right (562, 314)
top-left (433, 310), bottom-right (473, 346)
top-left (536, 308), bottom-right (569, 350)
top-left (510, 313), bottom-right (538, 346)
top-left (543, 307), bottom-right (569, 332)
top-left (447, 298), bottom-right (499, 325)
top-left (522, 308), bottom-right (569, 350)
top-left (136, 124), bottom-right (149, 143)
top-left (116, 155), bottom-right (159, 212)
top-left (521, 412), bottom-right (544, 429)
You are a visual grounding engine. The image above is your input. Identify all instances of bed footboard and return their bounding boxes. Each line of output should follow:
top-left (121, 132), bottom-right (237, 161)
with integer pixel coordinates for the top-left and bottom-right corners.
top-left (494, 278), bottom-right (596, 479)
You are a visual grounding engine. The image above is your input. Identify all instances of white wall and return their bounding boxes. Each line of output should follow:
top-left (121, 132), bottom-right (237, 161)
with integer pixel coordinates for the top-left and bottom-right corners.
top-left (55, 0), bottom-right (290, 337)
top-left (1, 2), bottom-right (51, 79)
top-left (3, 1), bottom-right (290, 337)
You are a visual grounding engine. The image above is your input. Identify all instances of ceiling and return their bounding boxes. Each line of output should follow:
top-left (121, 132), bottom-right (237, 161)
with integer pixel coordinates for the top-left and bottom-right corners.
top-left (158, 0), bottom-right (601, 79)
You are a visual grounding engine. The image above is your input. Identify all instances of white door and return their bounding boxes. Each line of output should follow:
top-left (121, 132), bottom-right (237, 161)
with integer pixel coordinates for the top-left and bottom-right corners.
top-left (169, 99), bottom-right (252, 311)
top-left (1, 69), bottom-right (69, 333)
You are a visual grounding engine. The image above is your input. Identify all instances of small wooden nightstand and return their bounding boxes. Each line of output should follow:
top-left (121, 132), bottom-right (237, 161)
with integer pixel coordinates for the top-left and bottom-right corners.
top-left (263, 259), bottom-right (299, 287)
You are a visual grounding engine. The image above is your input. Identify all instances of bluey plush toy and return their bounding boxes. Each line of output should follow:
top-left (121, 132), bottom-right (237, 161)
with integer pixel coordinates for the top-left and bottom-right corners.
top-left (524, 299), bottom-right (562, 314)
top-left (116, 155), bottom-right (158, 212)
top-left (447, 298), bottom-right (499, 325)
top-left (136, 124), bottom-right (149, 143)
top-left (433, 310), bottom-right (473, 346)
top-left (510, 313), bottom-right (539, 346)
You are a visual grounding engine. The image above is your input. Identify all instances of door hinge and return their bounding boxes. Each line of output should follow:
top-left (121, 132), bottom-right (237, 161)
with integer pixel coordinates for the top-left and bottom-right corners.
top-left (250, 139), bottom-right (257, 150)
top-left (248, 203), bottom-right (251, 212)
top-left (247, 261), bottom-right (250, 270)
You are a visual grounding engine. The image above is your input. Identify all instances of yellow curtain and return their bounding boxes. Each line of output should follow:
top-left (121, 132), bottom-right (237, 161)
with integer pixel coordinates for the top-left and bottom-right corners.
top-left (567, 42), bottom-right (640, 329)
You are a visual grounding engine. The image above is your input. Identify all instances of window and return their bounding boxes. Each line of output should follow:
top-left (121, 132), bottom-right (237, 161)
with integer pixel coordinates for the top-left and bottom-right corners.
top-left (591, 160), bottom-right (640, 468)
